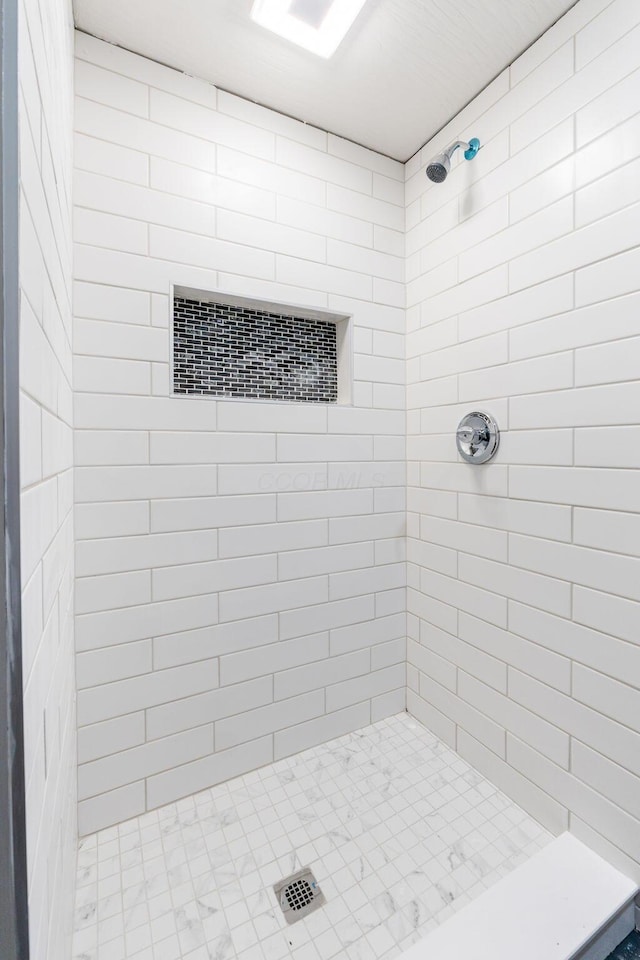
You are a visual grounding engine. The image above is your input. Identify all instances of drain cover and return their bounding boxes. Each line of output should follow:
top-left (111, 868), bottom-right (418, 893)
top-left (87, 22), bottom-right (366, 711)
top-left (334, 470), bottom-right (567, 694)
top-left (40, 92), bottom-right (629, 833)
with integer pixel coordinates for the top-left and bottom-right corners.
top-left (273, 867), bottom-right (326, 925)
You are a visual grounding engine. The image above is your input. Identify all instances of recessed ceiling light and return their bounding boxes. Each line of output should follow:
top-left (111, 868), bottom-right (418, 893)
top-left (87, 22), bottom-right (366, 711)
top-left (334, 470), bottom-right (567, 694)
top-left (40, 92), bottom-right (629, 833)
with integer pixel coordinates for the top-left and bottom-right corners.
top-left (250, 0), bottom-right (369, 58)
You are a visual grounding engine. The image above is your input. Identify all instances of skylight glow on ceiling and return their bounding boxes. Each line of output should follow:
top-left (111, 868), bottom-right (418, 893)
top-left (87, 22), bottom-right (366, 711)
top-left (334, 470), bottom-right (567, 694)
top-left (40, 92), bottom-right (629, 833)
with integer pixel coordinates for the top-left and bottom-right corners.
top-left (250, 0), bottom-right (368, 58)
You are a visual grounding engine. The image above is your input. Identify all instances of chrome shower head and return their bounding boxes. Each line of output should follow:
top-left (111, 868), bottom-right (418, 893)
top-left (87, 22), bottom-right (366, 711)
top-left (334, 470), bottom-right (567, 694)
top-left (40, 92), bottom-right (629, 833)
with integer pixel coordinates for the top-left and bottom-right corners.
top-left (426, 137), bottom-right (480, 183)
top-left (426, 153), bottom-right (450, 183)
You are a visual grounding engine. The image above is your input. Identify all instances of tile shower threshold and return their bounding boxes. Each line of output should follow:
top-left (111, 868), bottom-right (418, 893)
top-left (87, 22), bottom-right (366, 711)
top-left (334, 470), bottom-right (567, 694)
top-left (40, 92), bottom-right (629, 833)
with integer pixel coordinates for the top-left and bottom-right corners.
top-left (73, 713), bottom-right (552, 960)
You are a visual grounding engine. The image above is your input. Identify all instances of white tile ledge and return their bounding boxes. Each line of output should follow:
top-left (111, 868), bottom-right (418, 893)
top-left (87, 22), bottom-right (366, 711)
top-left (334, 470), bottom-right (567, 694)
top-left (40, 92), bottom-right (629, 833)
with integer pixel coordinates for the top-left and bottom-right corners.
top-left (398, 833), bottom-right (637, 960)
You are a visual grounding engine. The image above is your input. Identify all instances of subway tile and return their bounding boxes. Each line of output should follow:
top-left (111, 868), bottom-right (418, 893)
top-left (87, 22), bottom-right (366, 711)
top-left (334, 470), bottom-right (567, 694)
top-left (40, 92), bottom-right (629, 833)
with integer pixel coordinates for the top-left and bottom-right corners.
top-left (509, 600), bottom-right (640, 687)
top-left (74, 133), bottom-right (149, 187)
top-left (277, 195), bottom-right (373, 248)
top-left (572, 742), bottom-right (640, 822)
top-left (76, 530), bottom-right (218, 577)
top-left (510, 200), bottom-right (640, 293)
top-left (460, 197), bottom-right (573, 282)
top-left (330, 611), bottom-right (405, 656)
top-left (407, 690), bottom-right (455, 749)
top-left (78, 725), bottom-right (213, 800)
top-left (149, 224), bottom-right (274, 281)
top-left (219, 576), bottom-right (327, 623)
top-left (419, 673), bottom-right (506, 757)
top-left (76, 638), bottom-right (152, 689)
top-left (576, 245), bottom-right (640, 306)
top-left (507, 734), bottom-right (640, 864)
top-left (459, 612), bottom-right (571, 693)
top-left (146, 676), bottom-right (273, 740)
top-left (220, 631), bottom-right (328, 686)
top-left (276, 137), bottom-right (372, 195)
top-left (511, 22), bottom-right (640, 154)
top-left (149, 88), bottom-right (274, 159)
top-left (277, 488), bottom-right (374, 522)
top-left (76, 464), bottom-right (219, 502)
top-left (152, 554), bottom-right (277, 602)
top-left (510, 383), bottom-right (640, 429)
top-left (150, 156), bottom-right (275, 220)
top-left (281, 595), bottom-right (374, 641)
top-left (273, 703), bottom-right (370, 760)
top-left (74, 430), bottom-right (149, 467)
top-left (458, 552), bottom-right (571, 618)
top-left (458, 275), bottom-right (573, 341)
top-left (510, 466), bottom-right (640, 513)
top-left (76, 570), bottom-right (151, 615)
top-left (421, 566), bottom-right (508, 627)
top-left (75, 169), bottom-right (217, 238)
top-left (577, 66), bottom-right (640, 148)
top-left (217, 208), bottom-right (326, 262)
top-left (77, 657), bottom-right (219, 725)
top-left (575, 0), bottom-right (640, 69)
top-left (217, 401), bottom-right (327, 433)
top-left (408, 636), bottom-right (458, 692)
top-left (326, 184), bottom-right (404, 232)
top-left (218, 90), bottom-right (327, 150)
top-left (75, 501), bottom-right (150, 541)
top-left (74, 395), bottom-right (218, 432)
top-left (509, 157), bottom-right (575, 224)
top-left (150, 495), bottom-right (276, 533)
top-left (216, 691), bottom-right (324, 751)
top-left (77, 713), bottom-right (146, 765)
top-left (76, 595), bottom-right (219, 653)
top-left (217, 145), bottom-right (325, 206)
top-left (75, 58), bottom-right (149, 118)
top-left (573, 505), bottom-right (640, 553)
top-left (150, 432), bottom-right (275, 464)
top-left (509, 532), bottom-right (640, 602)
top-left (496, 429), bottom-right (574, 467)
top-left (278, 542), bottom-right (373, 581)
top-left (218, 519), bottom-right (327, 558)
top-left (509, 669), bottom-right (640, 778)
top-left (370, 636), bottom-right (405, 670)
top-left (275, 255), bottom-right (372, 301)
top-left (74, 357), bottom-right (151, 396)
top-left (326, 663), bottom-right (405, 712)
top-left (152, 615), bottom-right (279, 668)
top-left (576, 156), bottom-right (640, 228)
top-left (274, 649), bottom-right (369, 701)
top-left (573, 664), bottom-right (640, 733)
top-left (458, 730), bottom-right (568, 834)
top-left (74, 32), bottom-right (218, 106)
top-left (74, 207), bottom-right (148, 255)
top-left (78, 782), bottom-right (146, 836)
top-left (329, 561), bottom-right (404, 601)
top-left (146, 737), bottom-right (273, 809)
top-left (459, 353), bottom-right (573, 403)
top-left (575, 335), bottom-right (640, 386)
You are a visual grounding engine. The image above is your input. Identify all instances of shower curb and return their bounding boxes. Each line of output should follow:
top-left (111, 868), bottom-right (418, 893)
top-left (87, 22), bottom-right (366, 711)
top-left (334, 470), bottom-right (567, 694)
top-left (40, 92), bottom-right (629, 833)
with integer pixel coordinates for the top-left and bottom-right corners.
top-left (397, 833), bottom-right (637, 960)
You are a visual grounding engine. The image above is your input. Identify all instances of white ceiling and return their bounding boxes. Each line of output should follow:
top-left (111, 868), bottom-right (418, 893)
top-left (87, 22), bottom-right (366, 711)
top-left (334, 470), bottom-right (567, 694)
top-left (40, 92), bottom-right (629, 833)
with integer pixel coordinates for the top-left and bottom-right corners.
top-left (73, 0), bottom-right (578, 161)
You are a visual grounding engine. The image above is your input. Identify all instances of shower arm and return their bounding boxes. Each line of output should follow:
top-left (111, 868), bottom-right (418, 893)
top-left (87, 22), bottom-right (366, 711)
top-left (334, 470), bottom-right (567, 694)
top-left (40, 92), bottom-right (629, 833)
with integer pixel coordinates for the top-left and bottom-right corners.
top-left (447, 139), bottom-right (481, 161)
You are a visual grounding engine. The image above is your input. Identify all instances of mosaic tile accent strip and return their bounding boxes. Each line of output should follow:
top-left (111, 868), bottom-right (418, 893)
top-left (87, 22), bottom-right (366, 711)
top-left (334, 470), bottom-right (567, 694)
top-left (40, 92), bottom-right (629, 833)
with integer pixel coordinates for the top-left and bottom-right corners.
top-left (72, 713), bottom-right (551, 960)
top-left (173, 297), bottom-right (338, 402)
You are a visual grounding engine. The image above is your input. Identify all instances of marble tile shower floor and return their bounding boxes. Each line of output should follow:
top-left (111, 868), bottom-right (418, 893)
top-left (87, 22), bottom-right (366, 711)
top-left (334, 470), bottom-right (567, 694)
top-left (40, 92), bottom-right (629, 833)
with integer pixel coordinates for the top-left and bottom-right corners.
top-left (72, 713), bottom-right (551, 960)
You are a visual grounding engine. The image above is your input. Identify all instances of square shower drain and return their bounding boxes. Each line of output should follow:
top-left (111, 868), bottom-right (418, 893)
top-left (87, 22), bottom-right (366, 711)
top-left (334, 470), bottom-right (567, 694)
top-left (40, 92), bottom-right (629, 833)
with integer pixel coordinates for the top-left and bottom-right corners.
top-left (273, 867), bottom-right (326, 924)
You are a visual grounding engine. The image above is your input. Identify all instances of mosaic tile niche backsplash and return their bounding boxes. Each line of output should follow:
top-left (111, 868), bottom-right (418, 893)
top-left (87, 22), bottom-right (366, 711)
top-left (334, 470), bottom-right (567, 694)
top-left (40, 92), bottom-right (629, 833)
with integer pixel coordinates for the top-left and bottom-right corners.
top-left (173, 296), bottom-right (339, 402)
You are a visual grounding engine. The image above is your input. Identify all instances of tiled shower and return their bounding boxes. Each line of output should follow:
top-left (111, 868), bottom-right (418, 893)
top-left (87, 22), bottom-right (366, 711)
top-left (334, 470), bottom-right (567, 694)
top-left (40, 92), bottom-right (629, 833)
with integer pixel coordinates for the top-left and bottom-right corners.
top-left (17, 0), bottom-right (640, 958)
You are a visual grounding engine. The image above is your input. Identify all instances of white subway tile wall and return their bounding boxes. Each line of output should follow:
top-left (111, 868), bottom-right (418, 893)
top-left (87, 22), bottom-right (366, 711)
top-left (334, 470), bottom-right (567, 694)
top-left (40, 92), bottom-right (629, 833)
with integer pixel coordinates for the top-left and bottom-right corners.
top-left (406, 0), bottom-right (640, 883)
top-left (20, 0), bottom-right (76, 956)
top-left (73, 32), bottom-right (406, 835)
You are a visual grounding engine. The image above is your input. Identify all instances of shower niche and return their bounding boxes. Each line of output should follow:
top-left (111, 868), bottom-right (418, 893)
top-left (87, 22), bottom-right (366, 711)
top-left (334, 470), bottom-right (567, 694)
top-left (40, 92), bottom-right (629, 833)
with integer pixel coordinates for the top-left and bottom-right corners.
top-left (171, 285), bottom-right (352, 404)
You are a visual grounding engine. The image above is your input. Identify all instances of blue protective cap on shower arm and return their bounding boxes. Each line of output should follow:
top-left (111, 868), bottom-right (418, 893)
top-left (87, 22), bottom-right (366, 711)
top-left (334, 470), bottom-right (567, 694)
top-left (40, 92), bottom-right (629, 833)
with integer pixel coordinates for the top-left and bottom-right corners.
top-left (464, 137), bottom-right (480, 160)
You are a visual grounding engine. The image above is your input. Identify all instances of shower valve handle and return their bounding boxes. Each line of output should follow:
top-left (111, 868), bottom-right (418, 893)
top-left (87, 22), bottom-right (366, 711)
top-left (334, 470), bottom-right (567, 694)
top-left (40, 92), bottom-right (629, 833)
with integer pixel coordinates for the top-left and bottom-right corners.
top-left (456, 425), bottom-right (485, 446)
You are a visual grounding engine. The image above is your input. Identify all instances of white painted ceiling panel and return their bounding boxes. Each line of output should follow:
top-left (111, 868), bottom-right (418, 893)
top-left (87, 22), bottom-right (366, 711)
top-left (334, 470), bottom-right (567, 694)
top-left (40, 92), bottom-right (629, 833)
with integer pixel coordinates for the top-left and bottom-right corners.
top-left (73, 0), bottom-right (578, 161)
